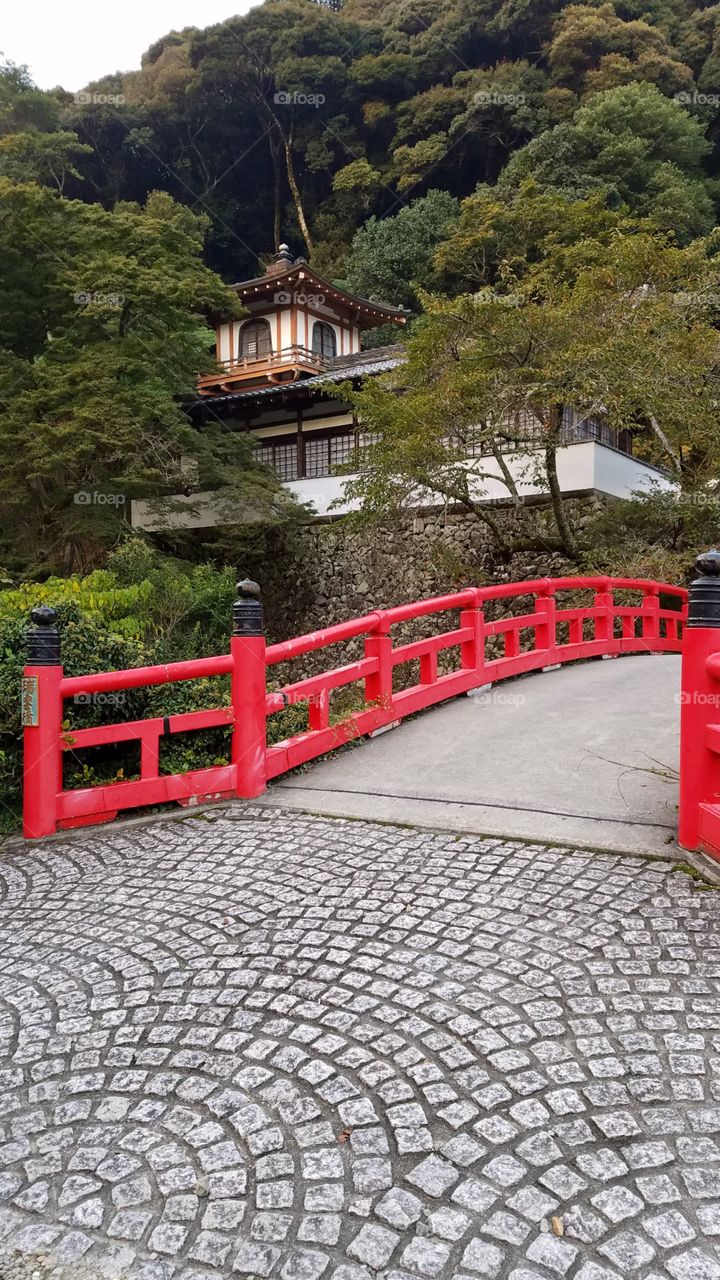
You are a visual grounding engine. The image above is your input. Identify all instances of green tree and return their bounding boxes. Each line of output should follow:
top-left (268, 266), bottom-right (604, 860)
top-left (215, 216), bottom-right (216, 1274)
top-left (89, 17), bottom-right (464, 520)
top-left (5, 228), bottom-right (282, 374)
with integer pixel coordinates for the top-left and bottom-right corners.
top-left (0, 180), bottom-right (294, 574)
top-left (0, 130), bottom-right (92, 193)
top-left (338, 216), bottom-right (720, 560)
top-left (0, 58), bottom-right (64, 136)
top-left (433, 182), bottom-right (628, 291)
top-left (342, 189), bottom-right (459, 312)
top-left (190, 0), bottom-right (370, 256)
top-left (499, 82), bottom-right (714, 241)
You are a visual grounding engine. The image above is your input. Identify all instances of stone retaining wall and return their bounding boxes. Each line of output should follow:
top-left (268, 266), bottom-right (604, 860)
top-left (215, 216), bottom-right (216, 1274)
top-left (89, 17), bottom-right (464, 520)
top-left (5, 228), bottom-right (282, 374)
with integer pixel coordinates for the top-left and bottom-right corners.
top-left (256, 500), bottom-right (598, 646)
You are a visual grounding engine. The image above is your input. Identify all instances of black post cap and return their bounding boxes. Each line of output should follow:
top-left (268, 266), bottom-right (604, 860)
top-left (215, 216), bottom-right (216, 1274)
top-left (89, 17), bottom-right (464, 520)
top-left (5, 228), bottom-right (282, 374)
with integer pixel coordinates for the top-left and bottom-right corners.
top-left (233, 579), bottom-right (264, 637)
top-left (26, 605), bottom-right (61, 665)
top-left (687, 550), bottom-right (720, 629)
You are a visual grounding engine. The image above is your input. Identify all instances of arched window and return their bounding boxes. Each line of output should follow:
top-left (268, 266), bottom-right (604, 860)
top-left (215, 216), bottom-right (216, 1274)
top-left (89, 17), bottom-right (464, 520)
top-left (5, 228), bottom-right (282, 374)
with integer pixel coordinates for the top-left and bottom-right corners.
top-left (240, 319), bottom-right (272, 359)
top-left (312, 321), bottom-right (337, 359)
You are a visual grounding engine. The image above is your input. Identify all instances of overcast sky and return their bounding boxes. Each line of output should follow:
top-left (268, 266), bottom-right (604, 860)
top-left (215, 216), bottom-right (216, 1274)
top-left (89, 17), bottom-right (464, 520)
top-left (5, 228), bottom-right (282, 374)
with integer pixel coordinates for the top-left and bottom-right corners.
top-left (3, 0), bottom-right (260, 91)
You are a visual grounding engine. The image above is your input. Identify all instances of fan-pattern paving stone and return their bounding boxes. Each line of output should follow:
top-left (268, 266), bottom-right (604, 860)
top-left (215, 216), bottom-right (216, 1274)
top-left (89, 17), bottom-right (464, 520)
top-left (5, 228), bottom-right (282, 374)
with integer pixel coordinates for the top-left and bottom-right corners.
top-left (0, 807), bottom-right (719, 1280)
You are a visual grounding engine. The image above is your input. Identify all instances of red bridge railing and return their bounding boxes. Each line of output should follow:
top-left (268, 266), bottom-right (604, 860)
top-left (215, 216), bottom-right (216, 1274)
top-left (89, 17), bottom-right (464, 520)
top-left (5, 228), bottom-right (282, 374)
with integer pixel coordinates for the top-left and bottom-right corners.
top-left (22, 575), bottom-right (687, 840)
top-left (679, 550), bottom-right (720, 858)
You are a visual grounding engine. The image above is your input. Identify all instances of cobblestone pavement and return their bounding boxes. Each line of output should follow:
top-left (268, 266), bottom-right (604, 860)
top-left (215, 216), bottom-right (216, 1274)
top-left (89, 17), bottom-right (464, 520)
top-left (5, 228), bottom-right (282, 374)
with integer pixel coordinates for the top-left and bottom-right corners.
top-left (1, 809), bottom-right (720, 1280)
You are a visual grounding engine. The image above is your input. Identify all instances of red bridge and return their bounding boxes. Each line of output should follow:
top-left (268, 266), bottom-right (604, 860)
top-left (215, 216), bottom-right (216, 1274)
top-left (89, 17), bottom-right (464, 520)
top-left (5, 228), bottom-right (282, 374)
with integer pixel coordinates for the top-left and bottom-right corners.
top-left (20, 554), bottom-right (720, 859)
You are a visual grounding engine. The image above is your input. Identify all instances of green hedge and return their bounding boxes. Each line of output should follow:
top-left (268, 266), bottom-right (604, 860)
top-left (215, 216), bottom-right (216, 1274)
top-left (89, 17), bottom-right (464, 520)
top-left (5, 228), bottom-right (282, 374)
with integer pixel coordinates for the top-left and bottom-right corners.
top-left (0, 542), bottom-right (307, 833)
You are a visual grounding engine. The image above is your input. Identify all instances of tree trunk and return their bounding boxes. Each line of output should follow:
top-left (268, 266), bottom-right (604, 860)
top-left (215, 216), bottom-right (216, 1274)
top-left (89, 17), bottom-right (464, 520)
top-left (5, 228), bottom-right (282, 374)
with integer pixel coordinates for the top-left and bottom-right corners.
top-left (269, 134), bottom-right (283, 251)
top-left (649, 415), bottom-right (682, 476)
top-left (62, 537), bottom-right (76, 575)
top-left (490, 440), bottom-right (522, 506)
top-left (282, 129), bottom-right (314, 257)
top-left (545, 406), bottom-right (579, 560)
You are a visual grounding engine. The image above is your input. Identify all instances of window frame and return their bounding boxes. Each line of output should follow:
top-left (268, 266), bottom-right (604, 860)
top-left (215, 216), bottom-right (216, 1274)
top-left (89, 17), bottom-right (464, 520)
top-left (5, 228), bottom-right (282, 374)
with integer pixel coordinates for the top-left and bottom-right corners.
top-left (311, 321), bottom-right (337, 359)
top-left (240, 319), bottom-right (273, 360)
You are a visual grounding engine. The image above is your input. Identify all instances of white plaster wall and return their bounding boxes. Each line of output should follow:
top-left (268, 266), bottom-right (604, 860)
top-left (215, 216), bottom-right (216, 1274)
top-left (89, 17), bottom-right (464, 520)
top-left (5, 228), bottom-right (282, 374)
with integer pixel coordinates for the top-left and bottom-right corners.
top-left (287, 443), bottom-right (673, 518)
top-left (280, 309), bottom-right (292, 350)
top-left (131, 493), bottom-right (236, 532)
top-left (296, 307), bottom-right (308, 350)
top-left (131, 443), bottom-right (673, 529)
top-left (591, 443), bottom-right (673, 498)
top-left (217, 324), bottom-right (232, 362)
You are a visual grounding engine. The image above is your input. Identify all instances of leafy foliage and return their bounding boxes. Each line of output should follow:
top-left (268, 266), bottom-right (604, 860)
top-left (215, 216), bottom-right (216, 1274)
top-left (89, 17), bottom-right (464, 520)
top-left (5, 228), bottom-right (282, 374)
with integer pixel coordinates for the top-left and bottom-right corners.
top-left (0, 160), bottom-right (297, 575)
top-left (339, 199), bottom-right (720, 559)
top-left (8, 0), bottom-right (717, 288)
top-left (0, 541), bottom-right (308, 832)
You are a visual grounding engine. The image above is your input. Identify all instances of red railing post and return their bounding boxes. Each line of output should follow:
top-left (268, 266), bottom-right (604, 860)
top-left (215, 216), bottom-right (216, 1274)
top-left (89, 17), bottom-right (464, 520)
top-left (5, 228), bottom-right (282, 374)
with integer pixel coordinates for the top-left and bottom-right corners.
top-left (679, 551), bottom-right (720, 851)
top-left (593, 579), bottom-right (614, 646)
top-left (460, 598), bottom-right (486, 684)
top-left (534, 585), bottom-right (557, 660)
top-left (231, 580), bottom-right (267, 799)
top-left (23, 606), bottom-right (63, 839)
top-left (641, 585), bottom-right (661, 649)
top-left (364, 615), bottom-right (394, 723)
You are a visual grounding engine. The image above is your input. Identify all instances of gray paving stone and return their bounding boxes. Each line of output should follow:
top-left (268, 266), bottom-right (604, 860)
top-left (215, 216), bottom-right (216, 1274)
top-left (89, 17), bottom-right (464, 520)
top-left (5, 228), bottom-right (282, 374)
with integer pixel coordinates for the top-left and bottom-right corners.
top-left (281, 1249), bottom-right (331, 1280)
top-left (399, 1237), bottom-right (452, 1276)
top-left (525, 1234), bottom-right (578, 1274)
top-left (374, 1188), bottom-right (423, 1230)
top-left (347, 1222), bottom-right (399, 1268)
top-left (481, 1210), bottom-right (531, 1246)
top-left (406, 1156), bottom-right (460, 1197)
top-left (233, 1241), bottom-right (282, 1275)
top-left (507, 1186), bottom-right (560, 1222)
top-left (665, 1248), bottom-right (720, 1280)
top-left (298, 1215), bottom-right (342, 1245)
top-left (643, 1210), bottom-right (696, 1248)
top-left (591, 1185), bottom-right (645, 1223)
top-left (1, 810), bottom-right (720, 1280)
top-left (426, 1206), bottom-right (471, 1241)
top-left (461, 1238), bottom-right (506, 1277)
top-left (598, 1230), bottom-right (656, 1270)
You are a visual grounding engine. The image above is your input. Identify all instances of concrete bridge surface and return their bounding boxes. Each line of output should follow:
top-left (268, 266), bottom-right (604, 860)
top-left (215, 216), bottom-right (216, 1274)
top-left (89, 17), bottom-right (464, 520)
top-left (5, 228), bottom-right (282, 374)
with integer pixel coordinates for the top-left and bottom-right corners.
top-left (261, 654), bottom-right (682, 857)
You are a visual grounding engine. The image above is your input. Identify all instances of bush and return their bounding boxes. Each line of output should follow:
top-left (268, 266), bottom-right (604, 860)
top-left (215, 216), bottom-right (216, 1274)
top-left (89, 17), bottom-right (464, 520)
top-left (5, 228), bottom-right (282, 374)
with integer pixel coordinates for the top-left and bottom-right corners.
top-left (581, 486), bottom-right (717, 584)
top-left (0, 603), bottom-right (151, 831)
top-left (1, 539), bottom-right (334, 832)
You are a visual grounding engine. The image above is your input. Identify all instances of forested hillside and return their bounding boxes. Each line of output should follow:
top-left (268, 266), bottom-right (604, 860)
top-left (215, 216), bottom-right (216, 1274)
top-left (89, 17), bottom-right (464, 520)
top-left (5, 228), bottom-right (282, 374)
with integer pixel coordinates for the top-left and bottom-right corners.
top-left (3, 0), bottom-right (720, 577)
top-left (6, 0), bottom-right (720, 284)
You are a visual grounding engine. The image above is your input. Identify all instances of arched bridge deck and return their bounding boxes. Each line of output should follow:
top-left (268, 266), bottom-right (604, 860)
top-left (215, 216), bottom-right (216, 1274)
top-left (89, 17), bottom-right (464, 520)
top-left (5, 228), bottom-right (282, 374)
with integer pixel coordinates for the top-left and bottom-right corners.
top-left (258, 653), bottom-right (682, 856)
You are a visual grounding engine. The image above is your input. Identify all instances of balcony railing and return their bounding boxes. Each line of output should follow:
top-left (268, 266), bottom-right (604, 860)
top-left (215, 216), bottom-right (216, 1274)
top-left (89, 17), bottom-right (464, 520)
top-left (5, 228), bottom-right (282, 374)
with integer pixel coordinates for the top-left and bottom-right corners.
top-left (198, 346), bottom-right (329, 394)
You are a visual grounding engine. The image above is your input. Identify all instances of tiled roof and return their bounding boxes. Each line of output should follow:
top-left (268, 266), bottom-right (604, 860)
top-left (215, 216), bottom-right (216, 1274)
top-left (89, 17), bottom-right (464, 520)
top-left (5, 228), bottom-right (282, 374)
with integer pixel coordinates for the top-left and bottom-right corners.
top-left (229, 262), bottom-right (407, 323)
top-left (198, 344), bottom-right (406, 408)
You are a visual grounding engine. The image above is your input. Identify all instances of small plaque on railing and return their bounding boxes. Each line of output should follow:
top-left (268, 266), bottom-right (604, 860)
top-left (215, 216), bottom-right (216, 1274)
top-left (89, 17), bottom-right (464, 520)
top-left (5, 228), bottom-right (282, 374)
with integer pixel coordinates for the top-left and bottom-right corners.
top-left (21, 676), bottom-right (39, 727)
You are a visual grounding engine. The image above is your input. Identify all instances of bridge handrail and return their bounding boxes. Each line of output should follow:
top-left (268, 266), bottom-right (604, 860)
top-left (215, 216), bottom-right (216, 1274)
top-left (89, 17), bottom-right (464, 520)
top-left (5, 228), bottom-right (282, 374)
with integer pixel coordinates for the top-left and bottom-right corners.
top-left (267, 578), bottom-right (687, 661)
top-left (21, 574), bottom-right (687, 839)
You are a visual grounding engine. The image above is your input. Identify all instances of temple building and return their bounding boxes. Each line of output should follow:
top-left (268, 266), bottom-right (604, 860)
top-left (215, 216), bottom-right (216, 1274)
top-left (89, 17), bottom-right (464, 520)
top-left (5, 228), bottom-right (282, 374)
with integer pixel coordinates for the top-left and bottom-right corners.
top-left (131, 245), bottom-right (671, 531)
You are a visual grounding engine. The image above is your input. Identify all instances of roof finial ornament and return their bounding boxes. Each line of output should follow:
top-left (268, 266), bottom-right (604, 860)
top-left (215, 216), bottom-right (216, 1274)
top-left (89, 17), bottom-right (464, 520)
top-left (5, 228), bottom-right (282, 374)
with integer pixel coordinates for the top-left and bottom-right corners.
top-left (275, 242), bottom-right (293, 266)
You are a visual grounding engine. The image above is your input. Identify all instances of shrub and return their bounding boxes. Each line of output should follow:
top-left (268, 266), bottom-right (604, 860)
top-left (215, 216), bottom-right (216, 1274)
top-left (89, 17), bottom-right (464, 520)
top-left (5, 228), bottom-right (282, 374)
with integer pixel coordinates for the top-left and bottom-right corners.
top-left (1, 540), bottom-right (326, 832)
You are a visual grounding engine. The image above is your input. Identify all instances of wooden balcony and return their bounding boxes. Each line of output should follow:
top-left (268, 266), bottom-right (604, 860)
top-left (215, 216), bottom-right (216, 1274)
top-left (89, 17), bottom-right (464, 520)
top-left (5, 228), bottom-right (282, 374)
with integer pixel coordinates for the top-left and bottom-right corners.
top-left (198, 346), bottom-right (329, 396)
